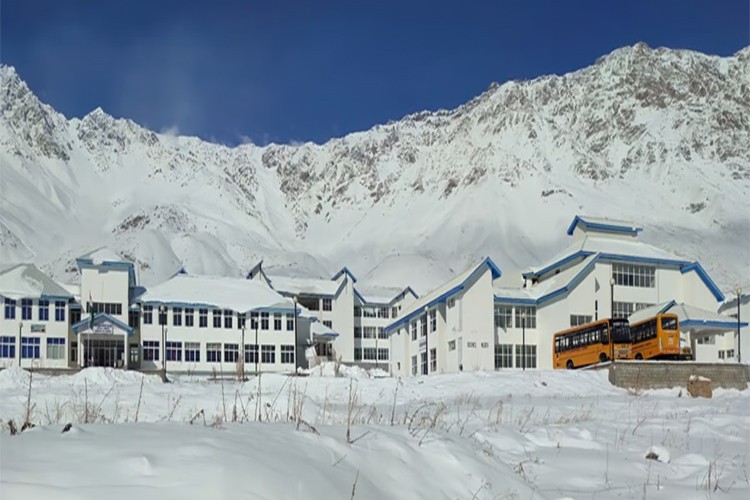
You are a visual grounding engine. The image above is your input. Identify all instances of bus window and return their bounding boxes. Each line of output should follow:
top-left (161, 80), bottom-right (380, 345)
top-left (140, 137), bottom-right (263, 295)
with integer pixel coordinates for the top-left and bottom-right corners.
top-left (661, 317), bottom-right (677, 330)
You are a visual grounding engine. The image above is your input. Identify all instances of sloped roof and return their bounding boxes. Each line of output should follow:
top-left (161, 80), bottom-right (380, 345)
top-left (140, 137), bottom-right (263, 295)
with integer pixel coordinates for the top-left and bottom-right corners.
top-left (567, 215), bottom-right (643, 236)
top-left (385, 257), bottom-right (501, 332)
top-left (266, 275), bottom-right (341, 297)
top-left (78, 247), bottom-right (129, 266)
top-left (0, 263), bottom-right (73, 300)
top-left (355, 285), bottom-right (417, 305)
top-left (139, 274), bottom-right (305, 314)
top-left (629, 301), bottom-right (748, 331)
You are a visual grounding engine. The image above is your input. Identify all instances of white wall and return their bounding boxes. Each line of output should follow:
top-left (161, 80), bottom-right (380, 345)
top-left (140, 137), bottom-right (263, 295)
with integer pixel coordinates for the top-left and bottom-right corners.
top-left (80, 266), bottom-right (130, 325)
top-left (0, 298), bottom-right (72, 369)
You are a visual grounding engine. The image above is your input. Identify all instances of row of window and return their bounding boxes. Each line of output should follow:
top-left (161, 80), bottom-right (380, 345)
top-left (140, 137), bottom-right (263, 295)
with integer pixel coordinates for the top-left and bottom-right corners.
top-left (410, 348), bottom-right (438, 375)
top-left (5, 299), bottom-right (67, 322)
top-left (612, 263), bottom-right (655, 288)
top-left (354, 306), bottom-right (398, 319)
top-left (87, 302), bottom-right (123, 316)
top-left (354, 326), bottom-right (388, 339)
top-left (354, 347), bottom-right (389, 361)
top-left (612, 301), bottom-right (653, 320)
top-left (296, 297), bottom-right (332, 312)
top-left (494, 305), bottom-right (537, 329)
top-left (718, 349), bottom-right (735, 359)
top-left (141, 306), bottom-right (296, 331)
top-left (495, 344), bottom-right (537, 369)
top-left (0, 336), bottom-right (66, 359)
top-left (142, 341), bottom-right (295, 364)
top-left (409, 309), bottom-right (438, 341)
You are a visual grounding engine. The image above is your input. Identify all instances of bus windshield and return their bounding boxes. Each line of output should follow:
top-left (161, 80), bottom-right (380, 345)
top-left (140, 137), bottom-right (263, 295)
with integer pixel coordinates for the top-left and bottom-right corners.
top-left (610, 319), bottom-right (631, 343)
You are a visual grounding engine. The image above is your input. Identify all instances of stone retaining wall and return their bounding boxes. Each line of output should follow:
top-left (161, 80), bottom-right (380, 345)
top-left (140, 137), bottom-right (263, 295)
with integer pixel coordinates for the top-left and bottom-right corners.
top-left (608, 361), bottom-right (748, 391)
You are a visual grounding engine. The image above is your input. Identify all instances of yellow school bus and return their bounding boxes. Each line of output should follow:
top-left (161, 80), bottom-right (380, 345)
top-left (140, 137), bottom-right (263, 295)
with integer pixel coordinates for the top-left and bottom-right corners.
top-left (626, 313), bottom-right (680, 360)
top-left (553, 318), bottom-right (630, 369)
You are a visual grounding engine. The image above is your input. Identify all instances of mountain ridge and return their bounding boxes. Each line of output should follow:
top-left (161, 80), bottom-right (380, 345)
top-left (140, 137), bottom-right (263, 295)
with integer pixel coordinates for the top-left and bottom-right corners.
top-left (0, 43), bottom-right (748, 294)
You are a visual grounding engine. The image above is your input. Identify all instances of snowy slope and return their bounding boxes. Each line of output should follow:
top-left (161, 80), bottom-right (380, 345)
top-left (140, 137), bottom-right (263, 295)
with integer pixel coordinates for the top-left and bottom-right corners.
top-left (1, 42), bottom-right (748, 292)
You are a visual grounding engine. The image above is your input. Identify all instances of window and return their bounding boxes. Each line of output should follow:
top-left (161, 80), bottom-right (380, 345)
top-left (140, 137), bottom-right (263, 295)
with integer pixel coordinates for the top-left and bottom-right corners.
top-left (363, 307), bottom-right (376, 318)
top-left (696, 336), bottom-right (715, 345)
top-left (224, 310), bottom-right (233, 329)
top-left (274, 313), bottom-right (282, 331)
top-left (467, 341), bottom-right (477, 348)
top-left (245, 344), bottom-right (258, 364)
top-left (38, 299), bottom-right (49, 321)
top-left (378, 327), bottom-right (387, 339)
top-left (410, 321), bottom-right (417, 341)
top-left (430, 348), bottom-right (437, 372)
top-left (261, 312), bottom-right (269, 330)
top-left (281, 345), bottom-right (295, 364)
top-left (206, 343), bottom-right (221, 362)
top-left (448, 340), bottom-right (456, 351)
top-left (166, 341), bottom-right (182, 361)
top-left (353, 306), bottom-right (362, 317)
top-left (718, 350), bottom-right (725, 359)
top-left (0, 337), bottom-right (16, 358)
top-left (411, 355), bottom-right (418, 375)
top-left (261, 345), bottom-right (275, 363)
top-left (612, 263), bottom-right (655, 288)
top-left (158, 308), bottom-right (167, 325)
top-left (143, 305), bottom-right (153, 324)
top-left (89, 302), bottom-right (123, 315)
top-left (514, 306), bottom-right (536, 329)
top-left (70, 341), bottom-right (77, 363)
top-left (185, 308), bottom-right (194, 327)
top-left (377, 348), bottom-right (389, 361)
top-left (21, 299), bottom-right (32, 320)
top-left (298, 296), bottom-right (319, 311)
top-left (21, 337), bottom-right (40, 359)
top-left (46, 337), bottom-right (66, 359)
top-left (429, 309), bottom-right (437, 332)
top-left (4, 298), bottom-right (16, 319)
top-left (70, 308), bottom-right (81, 325)
top-left (354, 348), bottom-right (362, 361)
top-left (570, 315), bottom-right (593, 327)
top-left (421, 316), bottom-right (428, 337)
top-left (199, 309), bottom-right (208, 328)
top-left (213, 310), bottom-right (222, 328)
top-left (250, 312), bottom-right (258, 329)
top-left (481, 342), bottom-right (489, 348)
top-left (238, 313), bottom-right (246, 329)
top-left (143, 341), bottom-right (160, 361)
top-left (322, 298), bottom-right (332, 311)
top-left (363, 326), bottom-right (376, 339)
top-left (128, 311), bottom-right (139, 328)
top-left (185, 342), bottom-right (200, 362)
top-left (421, 351), bottom-right (428, 375)
top-left (354, 326), bottom-right (362, 339)
top-left (494, 306), bottom-right (513, 328)
top-left (173, 307), bottom-right (182, 327)
top-left (286, 315), bottom-right (294, 331)
top-left (224, 343), bottom-right (239, 363)
top-left (377, 307), bottom-right (389, 319)
top-left (363, 347), bottom-right (377, 360)
top-left (727, 349), bottom-right (735, 358)
top-left (392, 307), bottom-right (398, 318)
top-left (612, 302), bottom-right (653, 320)
top-left (323, 320), bottom-right (332, 329)
top-left (54, 301), bottom-right (66, 322)
top-left (495, 344), bottom-right (513, 369)
top-left (514, 345), bottom-right (537, 369)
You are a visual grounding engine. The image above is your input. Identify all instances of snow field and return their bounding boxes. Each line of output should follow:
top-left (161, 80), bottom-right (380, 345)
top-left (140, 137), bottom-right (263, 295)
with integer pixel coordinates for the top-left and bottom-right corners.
top-left (1, 366), bottom-right (748, 499)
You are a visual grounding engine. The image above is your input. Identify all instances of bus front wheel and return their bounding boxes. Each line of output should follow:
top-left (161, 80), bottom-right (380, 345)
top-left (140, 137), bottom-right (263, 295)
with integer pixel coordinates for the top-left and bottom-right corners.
top-left (635, 353), bottom-right (643, 360)
top-left (599, 353), bottom-right (607, 363)
top-left (566, 360), bottom-right (574, 370)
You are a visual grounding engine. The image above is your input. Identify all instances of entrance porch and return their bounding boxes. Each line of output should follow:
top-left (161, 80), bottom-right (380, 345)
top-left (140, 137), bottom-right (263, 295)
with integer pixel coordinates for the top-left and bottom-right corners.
top-left (72, 313), bottom-right (137, 369)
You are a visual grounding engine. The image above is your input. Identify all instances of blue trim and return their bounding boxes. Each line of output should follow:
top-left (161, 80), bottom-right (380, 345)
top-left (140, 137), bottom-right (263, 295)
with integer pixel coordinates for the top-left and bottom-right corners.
top-left (658, 300), bottom-right (677, 314)
top-left (566, 216), bottom-right (643, 236)
top-left (40, 293), bottom-right (74, 301)
top-left (355, 286), bottom-right (420, 306)
top-left (680, 262), bottom-right (725, 302)
top-left (522, 251), bottom-right (593, 279)
top-left (251, 306), bottom-right (298, 314)
top-left (332, 267), bottom-right (358, 284)
top-left (494, 296), bottom-right (537, 305)
top-left (353, 288), bottom-right (367, 305)
top-left (681, 320), bottom-right (748, 329)
top-left (598, 253), bottom-right (689, 268)
top-left (140, 300), bottom-right (219, 309)
top-left (72, 313), bottom-right (134, 336)
top-left (483, 257), bottom-right (502, 280)
top-left (385, 284), bottom-right (464, 333)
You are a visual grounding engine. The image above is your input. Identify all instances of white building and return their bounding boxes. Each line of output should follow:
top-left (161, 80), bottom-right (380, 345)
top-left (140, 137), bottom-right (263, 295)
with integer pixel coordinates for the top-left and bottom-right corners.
top-left (718, 292), bottom-right (749, 363)
top-left (0, 263), bottom-right (75, 369)
top-left (388, 216), bottom-right (738, 374)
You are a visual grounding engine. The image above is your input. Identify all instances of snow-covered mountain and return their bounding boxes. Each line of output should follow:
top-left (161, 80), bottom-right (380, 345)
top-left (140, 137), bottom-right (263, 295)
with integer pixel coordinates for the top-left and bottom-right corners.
top-left (1, 43), bottom-right (748, 293)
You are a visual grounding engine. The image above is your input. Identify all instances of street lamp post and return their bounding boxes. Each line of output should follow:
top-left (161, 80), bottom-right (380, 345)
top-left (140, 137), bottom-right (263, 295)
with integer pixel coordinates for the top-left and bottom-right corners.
top-left (736, 288), bottom-right (742, 364)
top-left (240, 314), bottom-right (246, 381)
top-left (424, 306), bottom-right (429, 375)
top-left (609, 277), bottom-right (616, 363)
top-left (521, 309), bottom-right (526, 371)
top-left (255, 315), bottom-right (259, 375)
top-left (159, 305), bottom-right (168, 382)
top-left (17, 321), bottom-right (23, 367)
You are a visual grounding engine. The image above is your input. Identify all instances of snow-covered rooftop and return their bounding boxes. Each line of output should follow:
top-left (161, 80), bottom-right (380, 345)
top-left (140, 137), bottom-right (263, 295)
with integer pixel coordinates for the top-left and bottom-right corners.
top-left (356, 285), bottom-right (410, 304)
top-left (628, 301), bottom-right (747, 331)
top-left (266, 275), bottom-right (341, 297)
top-left (496, 255), bottom-right (598, 302)
top-left (78, 247), bottom-right (130, 265)
top-left (139, 274), bottom-right (300, 314)
top-left (0, 263), bottom-right (73, 300)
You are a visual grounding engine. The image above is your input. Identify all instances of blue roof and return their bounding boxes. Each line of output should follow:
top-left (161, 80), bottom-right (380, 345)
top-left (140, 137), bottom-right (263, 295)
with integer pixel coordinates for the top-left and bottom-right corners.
top-left (332, 267), bottom-right (358, 283)
top-left (566, 216), bottom-right (643, 236)
top-left (681, 319), bottom-right (748, 329)
top-left (72, 313), bottom-right (134, 336)
top-left (497, 255), bottom-right (598, 306)
top-left (679, 262), bottom-right (725, 302)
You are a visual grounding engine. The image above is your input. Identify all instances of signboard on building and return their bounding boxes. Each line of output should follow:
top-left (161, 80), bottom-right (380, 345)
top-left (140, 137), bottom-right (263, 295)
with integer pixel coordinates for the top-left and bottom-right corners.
top-left (92, 322), bottom-right (115, 335)
top-left (31, 324), bottom-right (46, 333)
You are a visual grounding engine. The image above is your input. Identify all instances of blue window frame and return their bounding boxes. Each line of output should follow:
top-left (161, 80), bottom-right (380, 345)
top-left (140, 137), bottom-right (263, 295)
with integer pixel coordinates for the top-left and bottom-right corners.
top-left (143, 341), bottom-right (159, 361)
top-left (142, 305), bottom-right (153, 324)
top-left (166, 341), bottom-right (182, 361)
top-left (4, 298), bottom-right (16, 319)
top-left (54, 301), bottom-right (66, 322)
top-left (21, 299), bottom-right (32, 320)
top-left (184, 342), bottom-right (200, 362)
top-left (21, 337), bottom-right (41, 359)
top-left (206, 343), bottom-right (221, 363)
top-left (38, 299), bottom-right (49, 321)
top-left (0, 337), bottom-right (15, 358)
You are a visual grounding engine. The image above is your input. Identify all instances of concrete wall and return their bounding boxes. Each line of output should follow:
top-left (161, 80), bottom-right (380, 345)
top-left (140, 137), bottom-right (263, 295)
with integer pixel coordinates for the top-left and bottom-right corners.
top-left (608, 361), bottom-right (748, 391)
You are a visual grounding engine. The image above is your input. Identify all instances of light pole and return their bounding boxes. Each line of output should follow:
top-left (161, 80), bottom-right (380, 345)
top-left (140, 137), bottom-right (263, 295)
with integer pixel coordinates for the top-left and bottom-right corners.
top-left (159, 305), bottom-right (169, 382)
top-left (424, 306), bottom-right (429, 375)
top-left (240, 313), bottom-right (246, 381)
top-left (736, 288), bottom-right (742, 364)
top-left (521, 309), bottom-right (526, 371)
top-left (255, 314), bottom-right (259, 375)
top-left (17, 321), bottom-right (23, 367)
top-left (609, 277), bottom-right (616, 362)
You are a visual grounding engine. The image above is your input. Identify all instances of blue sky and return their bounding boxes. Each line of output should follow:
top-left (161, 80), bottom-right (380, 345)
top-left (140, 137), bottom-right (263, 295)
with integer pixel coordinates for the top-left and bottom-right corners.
top-left (2, 0), bottom-right (748, 145)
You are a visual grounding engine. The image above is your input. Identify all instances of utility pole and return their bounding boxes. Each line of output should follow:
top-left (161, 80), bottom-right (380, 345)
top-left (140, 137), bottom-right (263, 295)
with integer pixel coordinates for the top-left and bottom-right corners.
top-left (521, 309), bottom-right (526, 371)
top-left (17, 321), bottom-right (23, 367)
top-left (240, 312), bottom-right (246, 381)
top-left (609, 277), bottom-right (615, 362)
top-left (736, 288), bottom-right (742, 364)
